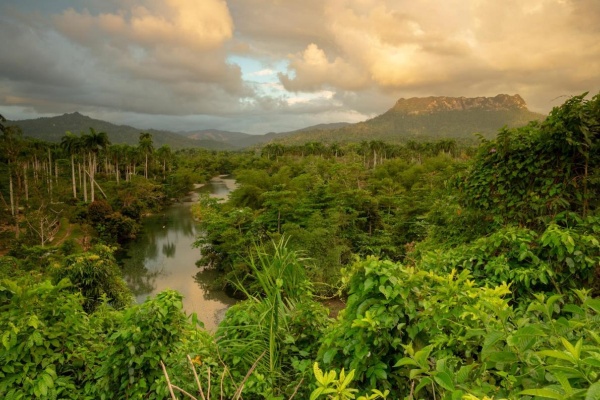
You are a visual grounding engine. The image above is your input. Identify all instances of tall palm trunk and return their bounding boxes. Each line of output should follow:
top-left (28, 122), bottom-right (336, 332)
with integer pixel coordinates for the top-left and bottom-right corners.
top-left (83, 154), bottom-right (88, 203)
top-left (47, 148), bottom-right (53, 202)
top-left (71, 154), bottom-right (77, 199)
top-left (8, 164), bottom-right (14, 217)
top-left (23, 163), bottom-right (28, 201)
top-left (89, 152), bottom-right (95, 202)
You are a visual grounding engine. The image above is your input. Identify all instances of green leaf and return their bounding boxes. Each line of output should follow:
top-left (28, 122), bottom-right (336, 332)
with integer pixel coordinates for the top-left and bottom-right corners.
top-left (394, 357), bottom-right (418, 368)
top-left (410, 368), bottom-right (427, 380)
top-left (586, 382), bottom-right (600, 400)
top-left (414, 377), bottom-right (433, 395)
top-left (340, 369), bottom-right (355, 391)
top-left (538, 350), bottom-right (576, 363)
top-left (561, 338), bottom-right (581, 360)
top-left (586, 299), bottom-right (600, 314)
top-left (484, 351), bottom-right (518, 363)
top-left (434, 371), bottom-right (455, 391)
top-left (322, 348), bottom-right (337, 364)
top-left (456, 364), bottom-right (476, 384)
top-left (313, 362), bottom-right (324, 384)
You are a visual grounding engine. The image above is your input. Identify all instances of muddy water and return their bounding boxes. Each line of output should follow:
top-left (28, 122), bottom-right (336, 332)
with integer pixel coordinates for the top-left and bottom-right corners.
top-left (120, 177), bottom-right (237, 331)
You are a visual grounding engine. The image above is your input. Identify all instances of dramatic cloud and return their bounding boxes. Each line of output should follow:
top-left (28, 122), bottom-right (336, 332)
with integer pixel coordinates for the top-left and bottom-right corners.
top-left (1, 0), bottom-right (599, 132)
top-left (278, 0), bottom-right (600, 112)
top-left (0, 0), bottom-right (248, 118)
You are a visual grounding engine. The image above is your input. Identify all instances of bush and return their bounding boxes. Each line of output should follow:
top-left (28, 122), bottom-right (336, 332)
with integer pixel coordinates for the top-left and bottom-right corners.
top-left (52, 244), bottom-right (132, 312)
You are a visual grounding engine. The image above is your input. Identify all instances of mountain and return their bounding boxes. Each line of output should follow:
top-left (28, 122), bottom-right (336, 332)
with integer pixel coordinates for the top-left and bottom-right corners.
top-left (274, 94), bottom-right (545, 145)
top-left (182, 123), bottom-right (352, 148)
top-left (7, 112), bottom-right (236, 150)
top-left (184, 129), bottom-right (251, 143)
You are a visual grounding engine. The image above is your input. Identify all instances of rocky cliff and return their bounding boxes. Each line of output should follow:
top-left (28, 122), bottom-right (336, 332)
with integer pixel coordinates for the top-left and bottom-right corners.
top-left (389, 94), bottom-right (529, 115)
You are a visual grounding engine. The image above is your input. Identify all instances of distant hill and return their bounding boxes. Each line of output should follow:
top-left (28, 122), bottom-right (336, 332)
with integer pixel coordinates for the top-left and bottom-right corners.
top-left (274, 94), bottom-right (545, 145)
top-left (183, 122), bottom-right (352, 148)
top-left (184, 129), bottom-right (251, 143)
top-left (7, 112), bottom-right (236, 150)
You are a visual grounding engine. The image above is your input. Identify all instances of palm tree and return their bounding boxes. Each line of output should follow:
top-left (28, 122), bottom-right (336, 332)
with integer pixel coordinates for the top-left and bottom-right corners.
top-left (83, 128), bottom-right (110, 202)
top-left (138, 132), bottom-right (154, 179)
top-left (156, 145), bottom-right (172, 180)
top-left (61, 132), bottom-right (80, 199)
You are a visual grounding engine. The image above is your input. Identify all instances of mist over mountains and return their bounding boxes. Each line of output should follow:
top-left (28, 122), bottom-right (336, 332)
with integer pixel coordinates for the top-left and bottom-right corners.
top-left (6, 94), bottom-right (544, 149)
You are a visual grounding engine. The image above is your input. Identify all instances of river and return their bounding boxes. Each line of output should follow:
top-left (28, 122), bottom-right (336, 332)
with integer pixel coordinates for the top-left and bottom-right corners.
top-left (119, 177), bottom-right (237, 331)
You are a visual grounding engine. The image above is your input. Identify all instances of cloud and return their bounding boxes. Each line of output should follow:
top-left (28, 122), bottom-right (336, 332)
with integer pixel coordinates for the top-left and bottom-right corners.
top-left (54, 0), bottom-right (233, 51)
top-left (275, 0), bottom-right (600, 112)
top-left (279, 44), bottom-right (369, 91)
top-left (0, 0), bottom-right (251, 118)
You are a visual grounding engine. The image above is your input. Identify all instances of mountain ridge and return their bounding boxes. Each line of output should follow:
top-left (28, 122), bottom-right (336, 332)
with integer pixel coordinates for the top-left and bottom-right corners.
top-left (274, 94), bottom-right (545, 145)
top-left (5, 94), bottom-right (545, 149)
top-left (6, 112), bottom-right (236, 150)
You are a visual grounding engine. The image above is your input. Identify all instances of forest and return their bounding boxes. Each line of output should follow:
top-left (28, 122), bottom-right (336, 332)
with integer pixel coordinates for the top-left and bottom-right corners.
top-left (1, 92), bottom-right (600, 399)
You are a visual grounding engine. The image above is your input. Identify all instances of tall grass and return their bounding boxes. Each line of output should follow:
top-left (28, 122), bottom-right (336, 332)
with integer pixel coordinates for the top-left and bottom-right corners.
top-left (215, 236), bottom-right (312, 395)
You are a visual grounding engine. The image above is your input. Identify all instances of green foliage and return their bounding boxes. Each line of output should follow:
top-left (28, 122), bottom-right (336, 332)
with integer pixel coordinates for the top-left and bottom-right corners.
top-left (419, 214), bottom-right (600, 299)
top-left (459, 92), bottom-right (600, 225)
top-left (52, 244), bottom-right (132, 312)
top-left (216, 239), bottom-right (330, 398)
top-left (319, 257), bottom-right (510, 396)
top-left (310, 362), bottom-right (389, 400)
top-left (195, 148), bottom-right (467, 293)
top-left (94, 290), bottom-right (189, 400)
top-left (87, 200), bottom-right (113, 225)
top-left (0, 278), bottom-right (105, 399)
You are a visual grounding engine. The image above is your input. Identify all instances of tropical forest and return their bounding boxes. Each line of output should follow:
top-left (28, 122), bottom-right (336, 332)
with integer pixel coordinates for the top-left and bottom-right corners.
top-left (1, 90), bottom-right (600, 400)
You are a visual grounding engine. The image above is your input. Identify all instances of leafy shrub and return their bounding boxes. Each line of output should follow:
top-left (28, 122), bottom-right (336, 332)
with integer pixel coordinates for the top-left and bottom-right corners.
top-left (52, 244), bottom-right (132, 312)
top-left (0, 279), bottom-right (104, 399)
top-left (318, 257), bottom-right (510, 396)
top-left (87, 200), bottom-right (113, 225)
top-left (94, 290), bottom-right (189, 400)
top-left (419, 215), bottom-right (600, 300)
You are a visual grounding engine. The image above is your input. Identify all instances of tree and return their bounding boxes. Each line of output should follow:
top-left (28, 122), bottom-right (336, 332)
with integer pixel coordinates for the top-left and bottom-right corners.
top-left (82, 128), bottom-right (110, 202)
top-left (0, 124), bottom-right (24, 237)
top-left (23, 203), bottom-right (61, 246)
top-left (61, 132), bottom-right (80, 199)
top-left (156, 145), bottom-right (172, 180)
top-left (138, 132), bottom-right (154, 179)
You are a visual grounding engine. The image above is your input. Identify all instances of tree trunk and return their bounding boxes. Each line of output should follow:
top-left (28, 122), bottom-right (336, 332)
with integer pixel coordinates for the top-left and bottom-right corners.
top-left (47, 149), bottom-right (53, 202)
top-left (71, 155), bottom-right (77, 199)
top-left (83, 155), bottom-right (88, 203)
top-left (9, 166), bottom-right (14, 217)
top-left (90, 152), bottom-right (95, 202)
top-left (23, 163), bottom-right (29, 201)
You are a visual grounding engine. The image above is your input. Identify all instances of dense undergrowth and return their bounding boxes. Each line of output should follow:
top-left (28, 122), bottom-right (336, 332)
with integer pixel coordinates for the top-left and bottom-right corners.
top-left (1, 92), bottom-right (600, 399)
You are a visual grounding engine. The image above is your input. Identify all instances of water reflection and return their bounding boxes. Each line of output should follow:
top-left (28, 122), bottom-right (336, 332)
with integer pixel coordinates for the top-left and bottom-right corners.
top-left (120, 178), bottom-right (237, 331)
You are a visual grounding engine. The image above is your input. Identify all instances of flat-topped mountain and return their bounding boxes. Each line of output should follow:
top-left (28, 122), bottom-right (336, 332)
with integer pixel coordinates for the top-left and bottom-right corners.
top-left (390, 94), bottom-right (528, 115)
top-left (274, 94), bottom-right (544, 145)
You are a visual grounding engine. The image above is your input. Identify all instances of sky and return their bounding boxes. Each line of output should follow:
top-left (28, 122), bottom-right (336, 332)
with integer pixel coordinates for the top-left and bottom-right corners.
top-left (1, 0), bottom-right (599, 134)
